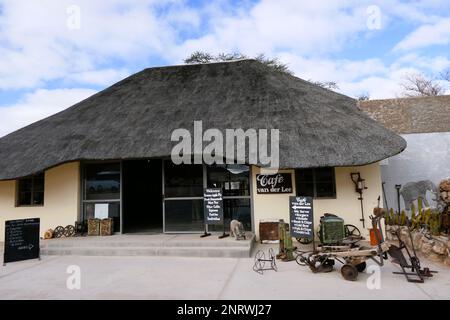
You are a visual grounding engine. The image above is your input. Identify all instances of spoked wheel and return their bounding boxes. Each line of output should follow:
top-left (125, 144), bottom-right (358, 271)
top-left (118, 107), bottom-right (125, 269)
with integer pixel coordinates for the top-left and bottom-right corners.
top-left (253, 250), bottom-right (265, 273)
top-left (64, 225), bottom-right (75, 237)
top-left (341, 264), bottom-right (358, 281)
top-left (295, 251), bottom-right (309, 266)
top-left (54, 226), bottom-right (65, 238)
top-left (268, 248), bottom-right (277, 271)
top-left (344, 224), bottom-right (361, 238)
top-left (356, 262), bottom-right (367, 272)
top-left (296, 237), bottom-right (313, 245)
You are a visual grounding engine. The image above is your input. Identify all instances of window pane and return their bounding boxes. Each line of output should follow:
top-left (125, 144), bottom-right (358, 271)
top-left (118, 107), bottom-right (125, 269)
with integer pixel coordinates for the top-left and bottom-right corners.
top-left (295, 169), bottom-right (314, 197)
top-left (164, 199), bottom-right (204, 232)
top-left (316, 182), bottom-right (335, 198)
top-left (18, 191), bottom-right (32, 206)
top-left (33, 174), bottom-right (45, 192)
top-left (164, 162), bottom-right (203, 197)
top-left (85, 163), bottom-right (120, 200)
top-left (209, 198), bottom-right (251, 232)
top-left (207, 164), bottom-right (250, 197)
top-left (33, 191), bottom-right (44, 205)
top-left (296, 182), bottom-right (314, 197)
top-left (315, 167), bottom-right (334, 182)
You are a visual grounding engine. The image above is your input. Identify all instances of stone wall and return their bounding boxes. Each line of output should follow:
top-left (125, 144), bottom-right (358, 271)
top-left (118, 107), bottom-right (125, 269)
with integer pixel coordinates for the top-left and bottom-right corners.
top-left (385, 225), bottom-right (450, 266)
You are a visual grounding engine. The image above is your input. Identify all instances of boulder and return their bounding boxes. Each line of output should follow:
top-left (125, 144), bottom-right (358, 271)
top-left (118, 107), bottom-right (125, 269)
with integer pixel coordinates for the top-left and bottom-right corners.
top-left (444, 256), bottom-right (450, 267)
top-left (432, 241), bottom-right (447, 255)
top-left (421, 240), bottom-right (434, 255)
top-left (427, 252), bottom-right (444, 263)
top-left (412, 232), bottom-right (423, 250)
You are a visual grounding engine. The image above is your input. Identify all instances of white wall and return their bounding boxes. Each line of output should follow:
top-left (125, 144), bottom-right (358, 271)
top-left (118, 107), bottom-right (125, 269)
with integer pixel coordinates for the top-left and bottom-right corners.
top-left (381, 132), bottom-right (450, 212)
top-left (0, 162), bottom-right (80, 240)
top-left (252, 163), bottom-right (382, 240)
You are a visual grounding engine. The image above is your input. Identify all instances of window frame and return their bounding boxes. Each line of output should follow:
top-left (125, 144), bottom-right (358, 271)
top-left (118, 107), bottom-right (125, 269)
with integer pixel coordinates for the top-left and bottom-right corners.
top-left (295, 167), bottom-right (336, 199)
top-left (16, 172), bottom-right (45, 207)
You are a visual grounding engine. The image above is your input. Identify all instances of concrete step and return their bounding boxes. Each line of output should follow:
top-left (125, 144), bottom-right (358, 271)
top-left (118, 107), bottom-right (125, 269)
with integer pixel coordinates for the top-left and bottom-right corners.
top-left (41, 245), bottom-right (253, 258)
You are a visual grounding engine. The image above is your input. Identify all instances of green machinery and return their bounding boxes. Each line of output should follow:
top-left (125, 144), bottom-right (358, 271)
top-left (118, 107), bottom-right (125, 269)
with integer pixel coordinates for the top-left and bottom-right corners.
top-left (319, 214), bottom-right (345, 245)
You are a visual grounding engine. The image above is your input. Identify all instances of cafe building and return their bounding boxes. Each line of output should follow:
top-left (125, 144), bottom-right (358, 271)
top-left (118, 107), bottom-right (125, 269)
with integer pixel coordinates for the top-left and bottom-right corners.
top-left (0, 60), bottom-right (406, 242)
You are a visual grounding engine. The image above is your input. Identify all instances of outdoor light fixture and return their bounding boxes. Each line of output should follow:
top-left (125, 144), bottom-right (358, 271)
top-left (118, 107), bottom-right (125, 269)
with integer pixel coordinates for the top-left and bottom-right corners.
top-left (350, 172), bottom-right (368, 228)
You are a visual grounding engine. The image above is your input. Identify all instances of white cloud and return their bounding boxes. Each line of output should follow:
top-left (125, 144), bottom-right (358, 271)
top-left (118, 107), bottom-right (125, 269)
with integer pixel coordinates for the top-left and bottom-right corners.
top-left (0, 88), bottom-right (96, 137)
top-left (394, 18), bottom-right (450, 51)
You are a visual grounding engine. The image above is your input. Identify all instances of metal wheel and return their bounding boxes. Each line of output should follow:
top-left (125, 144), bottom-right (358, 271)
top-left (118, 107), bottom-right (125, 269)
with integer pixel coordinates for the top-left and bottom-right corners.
top-left (344, 224), bottom-right (361, 238)
top-left (296, 237), bottom-right (313, 245)
top-left (268, 248), bottom-right (277, 271)
top-left (64, 225), bottom-right (75, 237)
top-left (253, 250), bottom-right (265, 272)
top-left (341, 264), bottom-right (358, 281)
top-left (356, 262), bottom-right (367, 272)
top-left (54, 226), bottom-right (65, 238)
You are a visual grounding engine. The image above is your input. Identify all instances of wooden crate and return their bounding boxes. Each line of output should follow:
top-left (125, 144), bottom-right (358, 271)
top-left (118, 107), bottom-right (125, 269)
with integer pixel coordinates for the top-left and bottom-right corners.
top-left (87, 218), bottom-right (100, 236)
top-left (100, 218), bottom-right (114, 236)
top-left (259, 221), bottom-right (280, 243)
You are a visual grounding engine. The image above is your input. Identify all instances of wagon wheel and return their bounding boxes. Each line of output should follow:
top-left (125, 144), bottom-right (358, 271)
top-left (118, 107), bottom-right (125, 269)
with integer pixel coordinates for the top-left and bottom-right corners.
top-left (356, 261), bottom-right (367, 272)
top-left (64, 225), bottom-right (76, 237)
top-left (253, 250), bottom-right (265, 273)
top-left (53, 226), bottom-right (65, 238)
top-left (344, 224), bottom-right (361, 238)
top-left (341, 264), bottom-right (358, 281)
top-left (296, 237), bottom-right (313, 245)
top-left (295, 251), bottom-right (308, 266)
top-left (268, 248), bottom-right (277, 271)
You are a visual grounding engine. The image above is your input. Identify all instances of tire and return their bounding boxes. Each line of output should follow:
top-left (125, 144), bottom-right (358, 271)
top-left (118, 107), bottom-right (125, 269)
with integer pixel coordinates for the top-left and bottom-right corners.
top-left (356, 262), bottom-right (367, 272)
top-left (341, 264), bottom-right (358, 281)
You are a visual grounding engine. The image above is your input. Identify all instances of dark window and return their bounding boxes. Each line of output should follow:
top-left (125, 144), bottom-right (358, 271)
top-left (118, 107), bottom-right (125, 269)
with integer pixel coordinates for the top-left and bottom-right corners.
top-left (17, 173), bottom-right (45, 206)
top-left (85, 163), bottom-right (120, 200)
top-left (164, 162), bottom-right (203, 197)
top-left (295, 168), bottom-right (336, 198)
top-left (207, 164), bottom-right (250, 197)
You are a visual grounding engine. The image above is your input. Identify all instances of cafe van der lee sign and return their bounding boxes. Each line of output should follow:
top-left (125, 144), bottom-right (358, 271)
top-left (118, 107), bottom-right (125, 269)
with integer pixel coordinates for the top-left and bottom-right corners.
top-left (256, 173), bottom-right (293, 194)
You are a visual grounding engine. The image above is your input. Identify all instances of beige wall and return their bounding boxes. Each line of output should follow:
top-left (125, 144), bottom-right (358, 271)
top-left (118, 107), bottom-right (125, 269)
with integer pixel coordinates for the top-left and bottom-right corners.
top-left (0, 162), bottom-right (80, 240)
top-left (252, 163), bottom-right (382, 239)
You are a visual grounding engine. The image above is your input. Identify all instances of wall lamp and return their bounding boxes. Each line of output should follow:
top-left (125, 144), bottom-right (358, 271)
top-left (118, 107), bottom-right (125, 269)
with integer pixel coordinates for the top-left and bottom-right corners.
top-left (350, 172), bottom-right (368, 228)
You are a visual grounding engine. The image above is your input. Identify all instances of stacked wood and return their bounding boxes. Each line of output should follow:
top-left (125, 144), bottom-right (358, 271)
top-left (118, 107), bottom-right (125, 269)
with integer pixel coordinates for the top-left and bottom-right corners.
top-left (87, 218), bottom-right (100, 236)
top-left (100, 218), bottom-right (114, 236)
top-left (44, 229), bottom-right (54, 239)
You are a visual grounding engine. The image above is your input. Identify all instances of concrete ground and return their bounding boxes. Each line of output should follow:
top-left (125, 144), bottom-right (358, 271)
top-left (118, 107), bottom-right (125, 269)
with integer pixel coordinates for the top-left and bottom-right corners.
top-left (0, 243), bottom-right (449, 300)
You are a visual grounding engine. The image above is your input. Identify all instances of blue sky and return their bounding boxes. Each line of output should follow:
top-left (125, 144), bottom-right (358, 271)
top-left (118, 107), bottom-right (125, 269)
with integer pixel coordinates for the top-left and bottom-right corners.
top-left (0, 0), bottom-right (450, 137)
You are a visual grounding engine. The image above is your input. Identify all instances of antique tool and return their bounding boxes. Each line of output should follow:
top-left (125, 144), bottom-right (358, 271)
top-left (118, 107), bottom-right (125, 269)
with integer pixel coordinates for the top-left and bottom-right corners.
top-left (53, 226), bottom-right (65, 238)
top-left (350, 172), bottom-right (368, 228)
top-left (64, 225), bottom-right (76, 237)
top-left (382, 182), bottom-right (390, 212)
top-left (395, 184), bottom-right (402, 213)
top-left (276, 220), bottom-right (296, 261)
top-left (253, 248), bottom-right (277, 274)
top-left (387, 228), bottom-right (437, 283)
top-left (295, 214), bottom-right (389, 281)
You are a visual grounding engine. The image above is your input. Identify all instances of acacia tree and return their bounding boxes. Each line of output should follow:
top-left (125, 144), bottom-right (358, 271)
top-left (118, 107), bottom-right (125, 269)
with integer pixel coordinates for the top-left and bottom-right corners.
top-left (184, 51), bottom-right (293, 75)
top-left (400, 72), bottom-right (445, 97)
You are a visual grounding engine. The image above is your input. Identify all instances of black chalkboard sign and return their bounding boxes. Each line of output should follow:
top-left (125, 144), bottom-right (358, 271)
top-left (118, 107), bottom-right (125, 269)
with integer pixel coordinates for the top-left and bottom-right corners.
top-left (256, 173), bottom-right (293, 194)
top-left (204, 188), bottom-right (224, 225)
top-left (289, 196), bottom-right (314, 239)
top-left (4, 218), bottom-right (40, 265)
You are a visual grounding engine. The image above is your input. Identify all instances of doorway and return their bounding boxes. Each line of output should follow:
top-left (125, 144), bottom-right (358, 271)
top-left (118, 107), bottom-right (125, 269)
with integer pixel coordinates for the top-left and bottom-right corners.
top-left (122, 159), bottom-right (162, 233)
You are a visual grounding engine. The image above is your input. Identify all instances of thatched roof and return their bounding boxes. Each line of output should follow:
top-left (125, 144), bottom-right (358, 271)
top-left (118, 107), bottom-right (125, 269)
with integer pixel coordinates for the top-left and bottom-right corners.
top-left (0, 59), bottom-right (405, 180)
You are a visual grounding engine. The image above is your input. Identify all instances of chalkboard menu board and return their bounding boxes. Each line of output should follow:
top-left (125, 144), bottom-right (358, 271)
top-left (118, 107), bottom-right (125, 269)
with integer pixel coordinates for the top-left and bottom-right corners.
top-left (256, 173), bottom-right (293, 194)
top-left (204, 188), bottom-right (224, 225)
top-left (4, 218), bottom-right (40, 264)
top-left (289, 196), bottom-right (314, 239)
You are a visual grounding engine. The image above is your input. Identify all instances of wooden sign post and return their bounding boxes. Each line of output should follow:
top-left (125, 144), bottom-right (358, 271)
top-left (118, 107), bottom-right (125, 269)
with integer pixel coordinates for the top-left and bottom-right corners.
top-left (4, 218), bottom-right (40, 266)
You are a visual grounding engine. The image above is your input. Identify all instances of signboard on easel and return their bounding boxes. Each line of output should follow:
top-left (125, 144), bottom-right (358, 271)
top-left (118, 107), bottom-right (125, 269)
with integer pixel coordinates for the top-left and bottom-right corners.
top-left (4, 218), bottom-right (40, 265)
top-left (204, 188), bottom-right (224, 225)
top-left (289, 196), bottom-right (314, 239)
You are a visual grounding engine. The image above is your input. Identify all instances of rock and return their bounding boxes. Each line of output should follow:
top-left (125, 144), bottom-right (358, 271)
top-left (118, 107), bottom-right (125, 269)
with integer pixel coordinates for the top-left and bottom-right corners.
top-left (412, 232), bottom-right (423, 250)
top-left (427, 252), bottom-right (444, 263)
top-left (432, 241), bottom-right (447, 255)
top-left (444, 256), bottom-right (450, 267)
top-left (421, 241), bottom-right (434, 255)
